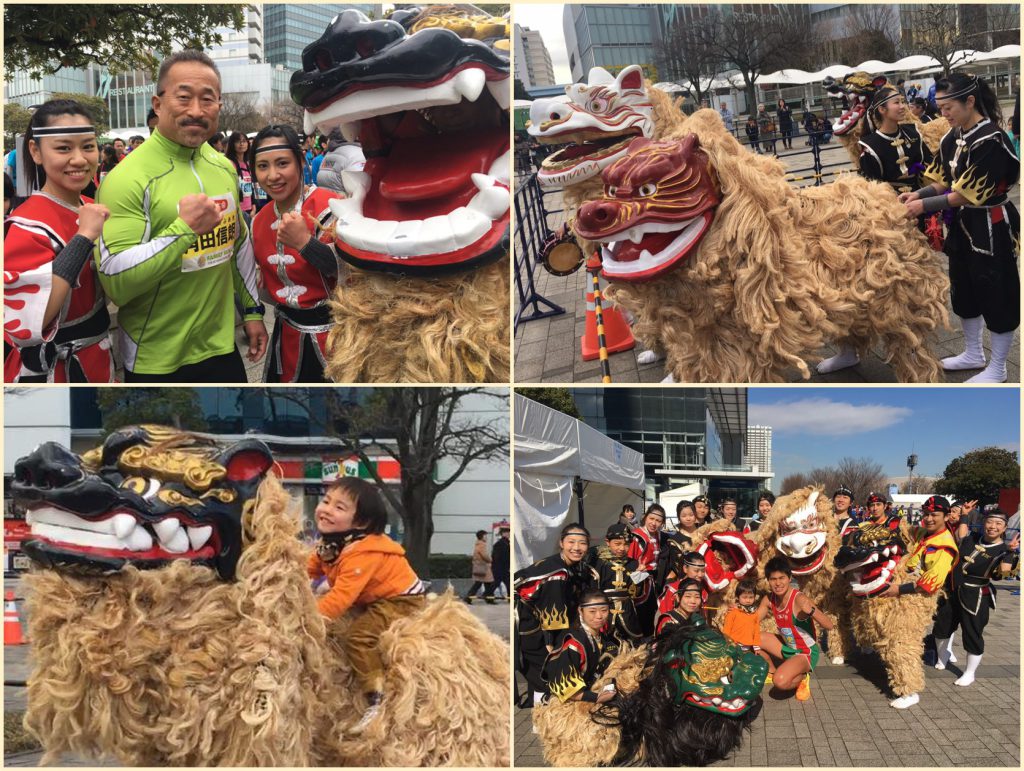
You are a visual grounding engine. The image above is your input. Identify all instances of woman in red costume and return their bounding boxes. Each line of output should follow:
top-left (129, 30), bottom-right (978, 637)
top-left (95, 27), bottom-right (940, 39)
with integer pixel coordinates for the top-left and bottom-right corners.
top-left (4, 99), bottom-right (114, 382)
top-left (249, 125), bottom-right (343, 382)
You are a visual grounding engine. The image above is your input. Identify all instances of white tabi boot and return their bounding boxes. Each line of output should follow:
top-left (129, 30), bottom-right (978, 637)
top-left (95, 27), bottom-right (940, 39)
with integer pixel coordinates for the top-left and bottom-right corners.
top-left (966, 331), bottom-right (1014, 383)
top-left (955, 654), bottom-right (982, 686)
top-left (942, 315), bottom-right (986, 370)
top-left (890, 692), bottom-right (920, 709)
top-left (816, 345), bottom-right (859, 374)
top-left (934, 637), bottom-right (951, 670)
top-left (946, 633), bottom-right (957, 664)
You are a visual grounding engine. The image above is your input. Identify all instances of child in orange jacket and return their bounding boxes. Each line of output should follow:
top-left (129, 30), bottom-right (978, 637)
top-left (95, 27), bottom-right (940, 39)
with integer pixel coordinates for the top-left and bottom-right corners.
top-left (722, 580), bottom-right (763, 655)
top-left (307, 477), bottom-right (425, 734)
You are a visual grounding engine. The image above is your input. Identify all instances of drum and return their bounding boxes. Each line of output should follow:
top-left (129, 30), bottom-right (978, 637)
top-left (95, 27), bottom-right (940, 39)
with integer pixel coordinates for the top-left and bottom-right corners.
top-left (540, 229), bottom-right (584, 276)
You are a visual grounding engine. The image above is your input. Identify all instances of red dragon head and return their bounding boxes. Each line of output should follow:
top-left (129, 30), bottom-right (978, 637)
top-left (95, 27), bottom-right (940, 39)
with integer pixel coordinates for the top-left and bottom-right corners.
top-left (573, 135), bottom-right (720, 282)
top-left (697, 531), bottom-right (759, 592)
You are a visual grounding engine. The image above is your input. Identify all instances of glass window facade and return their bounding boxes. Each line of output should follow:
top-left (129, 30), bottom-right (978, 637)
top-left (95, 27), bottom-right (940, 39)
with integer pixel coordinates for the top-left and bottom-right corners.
top-left (264, 4), bottom-right (377, 73)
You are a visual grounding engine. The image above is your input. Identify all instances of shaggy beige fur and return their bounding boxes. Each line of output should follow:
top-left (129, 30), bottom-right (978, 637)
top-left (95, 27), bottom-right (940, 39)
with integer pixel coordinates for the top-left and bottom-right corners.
top-left (22, 475), bottom-right (509, 766)
top-left (326, 259), bottom-right (510, 383)
top-left (751, 487), bottom-right (854, 662)
top-left (533, 644), bottom-right (648, 767)
top-left (605, 108), bottom-right (950, 382)
top-left (846, 519), bottom-right (941, 697)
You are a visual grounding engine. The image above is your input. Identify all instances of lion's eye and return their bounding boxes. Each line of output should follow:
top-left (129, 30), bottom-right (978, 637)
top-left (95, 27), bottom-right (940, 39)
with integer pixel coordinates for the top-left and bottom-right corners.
top-left (638, 183), bottom-right (656, 197)
top-left (589, 97), bottom-right (608, 113)
top-left (121, 476), bottom-right (160, 499)
top-left (606, 185), bottom-right (618, 197)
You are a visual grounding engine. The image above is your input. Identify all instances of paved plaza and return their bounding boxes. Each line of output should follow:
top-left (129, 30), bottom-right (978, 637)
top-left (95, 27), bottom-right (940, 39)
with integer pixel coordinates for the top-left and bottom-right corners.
top-left (514, 140), bottom-right (1021, 384)
top-left (514, 580), bottom-right (1021, 767)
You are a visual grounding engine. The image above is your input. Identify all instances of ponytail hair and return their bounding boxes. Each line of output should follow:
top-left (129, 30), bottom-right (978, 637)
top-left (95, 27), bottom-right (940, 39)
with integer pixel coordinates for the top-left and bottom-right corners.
top-left (22, 98), bottom-right (96, 190)
top-left (935, 73), bottom-right (1002, 126)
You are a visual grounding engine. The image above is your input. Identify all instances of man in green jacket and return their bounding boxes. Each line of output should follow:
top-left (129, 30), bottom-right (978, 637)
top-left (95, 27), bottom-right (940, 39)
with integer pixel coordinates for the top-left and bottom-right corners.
top-left (96, 50), bottom-right (267, 381)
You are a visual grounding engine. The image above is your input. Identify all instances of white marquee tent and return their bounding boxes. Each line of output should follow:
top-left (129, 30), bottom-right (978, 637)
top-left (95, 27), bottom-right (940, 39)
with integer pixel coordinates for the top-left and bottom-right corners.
top-left (514, 394), bottom-right (644, 569)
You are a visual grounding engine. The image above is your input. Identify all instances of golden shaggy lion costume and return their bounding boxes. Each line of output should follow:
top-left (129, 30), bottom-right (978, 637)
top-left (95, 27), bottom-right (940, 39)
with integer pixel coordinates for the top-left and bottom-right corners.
top-left (326, 261), bottom-right (510, 383)
top-left (23, 476), bottom-right (510, 766)
top-left (603, 109), bottom-right (950, 382)
top-left (751, 487), bottom-right (854, 662)
top-left (842, 519), bottom-right (942, 700)
top-left (532, 644), bottom-right (648, 767)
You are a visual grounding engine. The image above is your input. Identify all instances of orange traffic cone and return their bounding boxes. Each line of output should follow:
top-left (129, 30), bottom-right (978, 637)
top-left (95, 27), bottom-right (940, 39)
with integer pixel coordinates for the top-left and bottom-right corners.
top-left (581, 256), bottom-right (634, 362)
top-left (4, 590), bottom-right (26, 645)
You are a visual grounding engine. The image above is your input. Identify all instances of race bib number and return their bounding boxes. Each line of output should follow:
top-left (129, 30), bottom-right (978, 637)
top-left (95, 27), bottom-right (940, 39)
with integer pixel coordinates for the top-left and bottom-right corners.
top-left (181, 194), bottom-right (237, 272)
top-left (241, 180), bottom-right (254, 197)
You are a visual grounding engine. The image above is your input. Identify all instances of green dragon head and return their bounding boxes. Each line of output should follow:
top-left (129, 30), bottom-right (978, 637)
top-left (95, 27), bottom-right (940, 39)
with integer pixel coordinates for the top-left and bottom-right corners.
top-left (663, 624), bottom-right (767, 715)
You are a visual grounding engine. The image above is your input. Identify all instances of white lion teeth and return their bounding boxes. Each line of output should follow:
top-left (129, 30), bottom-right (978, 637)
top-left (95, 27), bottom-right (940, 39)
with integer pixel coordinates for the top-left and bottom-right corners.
top-left (340, 120), bottom-right (361, 143)
top-left (153, 519), bottom-right (190, 553)
top-left (712, 697), bottom-right (722, 705)
top-left (487, 150), bottom-right (511, 186)
top-left (453, 67), bottom-right (486, 102)
top-left (124, 526), bottom-right (153, 552)
top-left (341, 170), bottom-right (370, 200)
top-left (187, 526), bottom-right (213, 551)
top-left (467, 177), bottom-right (510, 220)
top-left (111, 513), bottom-right (137, 539)
top-left (303, 110), bottom-right (316, 137)
top-left (487, 78), bottom-right (510, 110)
top-left (627, 228), bottom-right (643, 244)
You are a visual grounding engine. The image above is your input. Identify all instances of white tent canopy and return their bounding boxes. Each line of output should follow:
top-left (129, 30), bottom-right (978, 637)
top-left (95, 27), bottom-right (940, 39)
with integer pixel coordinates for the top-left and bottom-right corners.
top-left (514, 394), bottom-right (644, 569)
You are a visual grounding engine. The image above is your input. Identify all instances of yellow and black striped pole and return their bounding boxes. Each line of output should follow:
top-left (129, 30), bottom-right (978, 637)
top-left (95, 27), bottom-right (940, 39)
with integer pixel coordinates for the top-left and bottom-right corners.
top-left (586, 254), bottom-right (612, 383)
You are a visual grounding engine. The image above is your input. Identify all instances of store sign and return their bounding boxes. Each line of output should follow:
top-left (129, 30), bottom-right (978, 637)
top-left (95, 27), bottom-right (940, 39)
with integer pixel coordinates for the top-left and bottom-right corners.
top-left (341, 456), bottom-right (402, 483)
top-left (96, 72), bottom-right (154, 100)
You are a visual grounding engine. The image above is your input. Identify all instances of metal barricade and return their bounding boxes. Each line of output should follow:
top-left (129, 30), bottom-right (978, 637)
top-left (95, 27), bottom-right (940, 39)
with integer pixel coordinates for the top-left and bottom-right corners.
top-left (514, 174), bottom-right (565, 331)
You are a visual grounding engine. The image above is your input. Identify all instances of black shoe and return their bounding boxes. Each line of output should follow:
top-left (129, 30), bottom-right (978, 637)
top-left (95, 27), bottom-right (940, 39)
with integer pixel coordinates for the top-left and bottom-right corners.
top-left (463, 596), bottom-right (473, 604)
top-left (485, 596), bottom-right (496, 605)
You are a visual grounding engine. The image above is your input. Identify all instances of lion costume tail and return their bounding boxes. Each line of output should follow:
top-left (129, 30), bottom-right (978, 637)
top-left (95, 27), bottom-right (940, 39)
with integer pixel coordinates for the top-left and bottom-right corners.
top-left (322, 590), bottom-right (511, 766)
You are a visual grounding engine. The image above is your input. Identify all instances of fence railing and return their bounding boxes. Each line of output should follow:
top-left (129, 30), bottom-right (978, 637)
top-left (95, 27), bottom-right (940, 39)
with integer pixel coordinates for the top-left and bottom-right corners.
top-left (513, 175), bottom-right (565, 331)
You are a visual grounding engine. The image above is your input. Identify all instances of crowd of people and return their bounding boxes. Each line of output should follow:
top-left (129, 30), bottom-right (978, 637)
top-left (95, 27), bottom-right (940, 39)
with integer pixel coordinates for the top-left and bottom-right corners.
top-left (514, 485), bottom-right (1019, 711)
top-left (3, 49), bottom-right (367, 384)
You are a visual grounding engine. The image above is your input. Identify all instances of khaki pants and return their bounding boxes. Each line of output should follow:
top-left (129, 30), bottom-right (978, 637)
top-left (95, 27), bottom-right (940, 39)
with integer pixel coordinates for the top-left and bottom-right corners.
top-left (345, 594), bottom-right (426, 694)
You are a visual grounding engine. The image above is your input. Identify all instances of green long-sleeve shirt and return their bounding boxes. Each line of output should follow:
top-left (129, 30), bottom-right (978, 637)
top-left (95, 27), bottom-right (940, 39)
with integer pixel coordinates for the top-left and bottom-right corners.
top-left (95, 129), bottom-right (262, 375)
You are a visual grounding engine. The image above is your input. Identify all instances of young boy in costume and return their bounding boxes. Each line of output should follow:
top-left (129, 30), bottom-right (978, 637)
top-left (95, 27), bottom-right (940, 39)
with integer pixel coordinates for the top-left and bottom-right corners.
top-left (307, 477), bottom-right (426, 733)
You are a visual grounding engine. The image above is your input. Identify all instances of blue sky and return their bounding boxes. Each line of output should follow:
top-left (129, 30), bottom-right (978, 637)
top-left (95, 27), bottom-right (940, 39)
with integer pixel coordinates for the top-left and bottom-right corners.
top-left (748, 388), bottom-right (1020, 485)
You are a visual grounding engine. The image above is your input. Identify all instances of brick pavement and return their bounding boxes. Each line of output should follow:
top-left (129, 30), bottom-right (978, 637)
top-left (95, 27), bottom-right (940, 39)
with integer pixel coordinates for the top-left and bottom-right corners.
top-left (514, 143), bottom-right (1021, 384)
top-left (514, 581), bottom-right (1020, 767)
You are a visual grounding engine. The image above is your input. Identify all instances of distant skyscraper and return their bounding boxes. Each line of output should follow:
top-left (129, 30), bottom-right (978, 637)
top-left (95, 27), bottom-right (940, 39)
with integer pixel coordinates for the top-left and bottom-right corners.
top-left (744, 425), bottom-right (773, 489)
top-left (207, 5), bottom-right (264, 66)
top-left (263, 4), bottom-right (381, 74)
top-left (514, 24), bottom-right (556, 88)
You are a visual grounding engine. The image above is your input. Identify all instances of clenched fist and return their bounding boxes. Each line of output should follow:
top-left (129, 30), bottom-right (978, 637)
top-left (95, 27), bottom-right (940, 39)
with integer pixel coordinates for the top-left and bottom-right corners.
top-left (76, 203), bottom-right (111, 241)
top-left (277, 210), bottom-right (312, 251)
top-left (178, 194), bottom-right (223, 235)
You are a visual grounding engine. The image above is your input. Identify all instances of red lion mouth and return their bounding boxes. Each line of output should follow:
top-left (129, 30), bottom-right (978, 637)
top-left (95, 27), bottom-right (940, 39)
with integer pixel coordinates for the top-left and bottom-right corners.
top-left (698, 532), bottom-right (759, 591)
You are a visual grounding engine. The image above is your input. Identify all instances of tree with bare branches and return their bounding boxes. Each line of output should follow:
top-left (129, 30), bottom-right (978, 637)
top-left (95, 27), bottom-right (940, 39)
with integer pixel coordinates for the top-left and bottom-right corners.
top-left (808, 457), bottom-right (888, 502)
top-left (218, 93), bottom-right (267, 136)
top-left (267, 99), bottom-right (306, 133)
top-left (693, 5), bottom-right (818, 114)
top-left (780, 472), bottom-right (812, 495)
top-left (261, 388), bottom-right (509, 577)
top-left (654, 8), bottom-right (720, 106)
top-left (900, 476), bottom-right (935, 495)
top-left (842, 5), bottom-right (900, 63)
top-left (899, 4), bottom-right (1018, 76)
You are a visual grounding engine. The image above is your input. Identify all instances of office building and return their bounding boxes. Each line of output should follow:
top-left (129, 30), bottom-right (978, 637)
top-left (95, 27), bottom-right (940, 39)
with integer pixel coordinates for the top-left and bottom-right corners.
top-left (573, 388), bottom-right (773, 508)
top-left (744, 425), bottom-right (773, 491)
top-left (515, 24), bottom-right (556, 88)
top-left (264, 4), bottom-right (382, 73)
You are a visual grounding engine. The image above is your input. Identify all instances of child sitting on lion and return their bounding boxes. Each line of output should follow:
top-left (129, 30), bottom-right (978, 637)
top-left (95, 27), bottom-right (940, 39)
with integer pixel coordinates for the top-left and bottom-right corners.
top-left (307, 477), bottom-right (426, 733)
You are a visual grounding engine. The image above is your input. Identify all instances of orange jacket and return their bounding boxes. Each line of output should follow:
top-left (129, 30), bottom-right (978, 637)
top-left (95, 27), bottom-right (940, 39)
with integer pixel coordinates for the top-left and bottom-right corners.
top-left (307, 534), bottom-right (422, 620)
top-left (722, 606), bottom-right (761, 648)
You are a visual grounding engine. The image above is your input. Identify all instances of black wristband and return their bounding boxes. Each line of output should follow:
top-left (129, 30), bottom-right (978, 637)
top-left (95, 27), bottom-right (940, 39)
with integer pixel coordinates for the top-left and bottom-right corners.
top-left (243, 304), bottom-right (266, 317)
top-left (897, 582), bottom-right (917, 595)
top-left (51, 234), bottom-right (95, 284)
top-left (579, 690), bottom-right (599, 703)
top-left (299, 237), bottom-right (339, 275)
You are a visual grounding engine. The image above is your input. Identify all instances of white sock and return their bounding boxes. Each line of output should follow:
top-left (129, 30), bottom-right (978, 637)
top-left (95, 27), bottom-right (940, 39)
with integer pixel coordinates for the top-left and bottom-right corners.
top-left (934, 637), bottom-right (950, 669)
top-left (660, 372), bottom-right (676, 383)
top-left (637, 349), bottom-right (661, 365)
top-left (955, 654), bottom-right (982, 686)
top-left (966, 330), bottom-right (1014, 383)
top-left (942, 316), bottom-right (986, 370)
top-left (816, 345), bottom-right (859, 374)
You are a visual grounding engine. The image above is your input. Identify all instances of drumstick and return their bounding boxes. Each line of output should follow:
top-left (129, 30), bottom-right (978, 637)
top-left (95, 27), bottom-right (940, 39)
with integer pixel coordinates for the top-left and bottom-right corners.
top-left (589, 265), bottom-right (612, 384)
